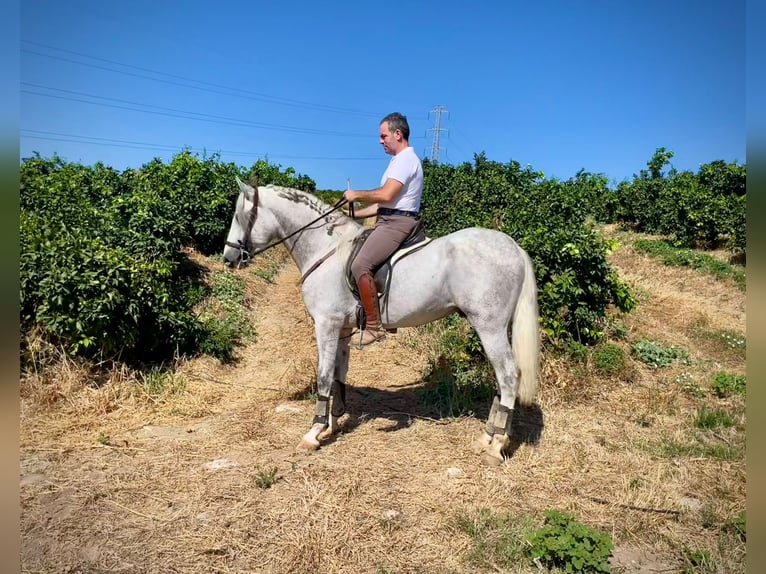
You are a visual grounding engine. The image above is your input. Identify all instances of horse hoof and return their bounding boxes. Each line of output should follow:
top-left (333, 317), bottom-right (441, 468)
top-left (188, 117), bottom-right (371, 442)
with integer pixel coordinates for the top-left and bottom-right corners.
top-left (471, 433), bottom-right (492, 454)
top-left (480, 452), bottom-right (505, 467)
top-left (297, 438), bottom-right (320, 452)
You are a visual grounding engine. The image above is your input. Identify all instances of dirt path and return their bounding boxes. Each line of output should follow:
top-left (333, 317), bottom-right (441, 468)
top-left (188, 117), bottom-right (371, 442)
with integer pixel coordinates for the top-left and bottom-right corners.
top-left (20, 244), bottom-right (746, 573)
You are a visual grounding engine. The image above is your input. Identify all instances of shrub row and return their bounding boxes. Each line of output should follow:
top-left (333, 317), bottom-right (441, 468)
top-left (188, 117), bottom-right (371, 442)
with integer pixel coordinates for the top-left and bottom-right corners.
top-left (420, 153), bottom-right (636, 344)
top-left (20, 152), bottom-right (314, 364)
top-left (21, 146), bottom-right (743, 370)
top-left (601, 148), bottom-right (746, 253)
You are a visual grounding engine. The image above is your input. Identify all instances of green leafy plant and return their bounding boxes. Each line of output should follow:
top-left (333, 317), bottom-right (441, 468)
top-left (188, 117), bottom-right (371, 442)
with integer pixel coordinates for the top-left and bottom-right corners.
top-left (631, 340), bottom-right (689, 368)
top-left (195, 270), bottom-right (256, 362)
top-left (710, 372), bottom-right (745, 398)
top-left (421, 155), bottom-right (635, 344)
top-left (251, 259), bottom-right (282, 283)
top-left (526, 509), bottom-right (613, 573)
top-left (606, 317), bottom-right (629, 340)
top-left (20, 153), bottom-right (310, 368)
top-left (609, 150), bottom-right (745, 255)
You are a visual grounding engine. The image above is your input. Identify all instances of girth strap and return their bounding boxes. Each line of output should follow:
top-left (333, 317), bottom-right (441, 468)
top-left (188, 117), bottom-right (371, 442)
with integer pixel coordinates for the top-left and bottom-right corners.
top-left (299, 248), bottom-right (337, 286)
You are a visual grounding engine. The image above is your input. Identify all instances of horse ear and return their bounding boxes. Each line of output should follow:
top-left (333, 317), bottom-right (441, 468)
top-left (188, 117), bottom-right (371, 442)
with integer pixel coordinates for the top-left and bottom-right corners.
top-left (236, 176), bottom-right (255, 199)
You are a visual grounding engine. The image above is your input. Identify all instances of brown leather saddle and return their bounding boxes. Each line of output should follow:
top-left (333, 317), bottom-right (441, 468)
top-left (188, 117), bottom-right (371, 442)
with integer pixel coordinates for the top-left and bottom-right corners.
top-left (344, 220), bottom-right (431, 326)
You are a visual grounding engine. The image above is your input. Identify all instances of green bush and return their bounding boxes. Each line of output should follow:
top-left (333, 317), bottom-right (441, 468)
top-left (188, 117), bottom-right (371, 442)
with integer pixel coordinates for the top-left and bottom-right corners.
top-left (19, 159), bottom-right (202, 360)
top-left (419, 315), bottom-right (495, 416)
top-left (526, 509), bottom-right (613, 573)
top-left (421, 154), bottom-right (635, 344)
top-left (19, 153), bottom-right (306, 366)
top-left (607, 149), bottom-right (746, 254)
top-left (243, 158), bottom-right (316, 192)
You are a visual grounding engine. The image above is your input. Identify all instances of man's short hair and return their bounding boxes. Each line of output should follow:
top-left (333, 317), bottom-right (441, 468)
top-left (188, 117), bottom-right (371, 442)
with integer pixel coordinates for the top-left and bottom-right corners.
top-left (381, 112), bottom-right (410, 141)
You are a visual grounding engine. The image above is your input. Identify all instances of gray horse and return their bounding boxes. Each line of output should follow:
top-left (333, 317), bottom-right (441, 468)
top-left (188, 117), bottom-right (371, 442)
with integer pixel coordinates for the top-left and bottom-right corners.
top-left (223, 178), bottom-right (540, 465)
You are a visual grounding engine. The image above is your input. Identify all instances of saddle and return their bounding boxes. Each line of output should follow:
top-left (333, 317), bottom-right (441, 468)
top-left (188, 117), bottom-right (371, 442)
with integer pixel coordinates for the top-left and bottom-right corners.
top-left (344, 220), bottom-right (431, 327)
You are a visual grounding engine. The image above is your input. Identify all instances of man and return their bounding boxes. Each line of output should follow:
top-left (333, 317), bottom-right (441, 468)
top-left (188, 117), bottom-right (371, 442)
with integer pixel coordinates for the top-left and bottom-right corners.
top-left (344, 112), bottom-right (424, 346)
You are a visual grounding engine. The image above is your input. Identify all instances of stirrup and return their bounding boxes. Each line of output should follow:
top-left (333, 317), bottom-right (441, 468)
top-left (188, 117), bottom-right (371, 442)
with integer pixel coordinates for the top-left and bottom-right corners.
top-left (356, 327), bottom-right (387, 349)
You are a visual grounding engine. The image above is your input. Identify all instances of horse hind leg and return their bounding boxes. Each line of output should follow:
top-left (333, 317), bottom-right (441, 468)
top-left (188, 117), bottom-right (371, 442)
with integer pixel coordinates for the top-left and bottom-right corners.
top-left (471, 394), bottom-right (499, 454)
top-left (472, 327), bottom-right (520, 466)
top-left (481, 402), bottom-right (514, 467)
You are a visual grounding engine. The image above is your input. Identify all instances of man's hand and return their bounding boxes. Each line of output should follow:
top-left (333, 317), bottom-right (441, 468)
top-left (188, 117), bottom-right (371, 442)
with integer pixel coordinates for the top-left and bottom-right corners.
top-left (343, 188), bottom-right (357, 203)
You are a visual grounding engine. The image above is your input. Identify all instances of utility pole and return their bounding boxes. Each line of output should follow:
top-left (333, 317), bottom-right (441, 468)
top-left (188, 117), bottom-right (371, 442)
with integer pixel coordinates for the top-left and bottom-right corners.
top-left (427, 105), bottom-right (448, 163)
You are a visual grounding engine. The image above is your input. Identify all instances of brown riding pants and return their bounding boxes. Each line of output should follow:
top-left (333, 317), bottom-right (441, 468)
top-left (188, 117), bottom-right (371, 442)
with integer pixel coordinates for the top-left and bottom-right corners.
top-left (350, 214), bottom-right (420, 281)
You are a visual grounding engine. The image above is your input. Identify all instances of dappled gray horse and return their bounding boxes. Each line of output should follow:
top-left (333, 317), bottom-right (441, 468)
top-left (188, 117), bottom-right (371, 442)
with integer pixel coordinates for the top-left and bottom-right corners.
top-left (223, 178), bottom-right (539, 465)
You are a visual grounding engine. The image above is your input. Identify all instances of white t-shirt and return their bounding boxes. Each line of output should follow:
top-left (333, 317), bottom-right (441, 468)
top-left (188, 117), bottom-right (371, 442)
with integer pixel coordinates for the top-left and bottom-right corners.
top-left (379, 146), bottom-right (424, 212)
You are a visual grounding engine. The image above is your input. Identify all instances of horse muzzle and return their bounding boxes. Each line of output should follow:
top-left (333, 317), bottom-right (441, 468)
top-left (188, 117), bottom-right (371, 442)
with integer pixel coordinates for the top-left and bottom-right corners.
top-left (223, 241), bottom-right (251, 268)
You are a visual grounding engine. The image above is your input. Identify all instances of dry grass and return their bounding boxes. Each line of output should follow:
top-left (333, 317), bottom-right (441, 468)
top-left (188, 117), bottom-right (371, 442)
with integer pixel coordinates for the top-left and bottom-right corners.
top-left (20, 237), bottom-right (746, 574)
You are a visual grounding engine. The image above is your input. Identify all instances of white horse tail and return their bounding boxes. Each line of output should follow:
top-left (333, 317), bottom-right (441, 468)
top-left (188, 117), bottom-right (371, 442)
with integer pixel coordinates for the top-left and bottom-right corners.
top-left (512, 248), bottom-right (540, 405)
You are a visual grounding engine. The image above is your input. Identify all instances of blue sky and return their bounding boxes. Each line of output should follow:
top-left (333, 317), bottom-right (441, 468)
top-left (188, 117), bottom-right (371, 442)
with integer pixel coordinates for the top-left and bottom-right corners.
top-left (20, 1), bottom-right (745, 191)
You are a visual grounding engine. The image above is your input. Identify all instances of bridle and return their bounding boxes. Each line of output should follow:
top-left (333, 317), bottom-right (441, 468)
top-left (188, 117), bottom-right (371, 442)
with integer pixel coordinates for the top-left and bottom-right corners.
top-left (224, 186), bottom-right (260, 267)
top-left (225, 186), bottom-right (352, 269)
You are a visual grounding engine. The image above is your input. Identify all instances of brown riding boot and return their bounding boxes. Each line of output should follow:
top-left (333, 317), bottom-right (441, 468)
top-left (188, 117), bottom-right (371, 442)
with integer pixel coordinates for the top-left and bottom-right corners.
top-left (357, 273), bottom-right (387, 346)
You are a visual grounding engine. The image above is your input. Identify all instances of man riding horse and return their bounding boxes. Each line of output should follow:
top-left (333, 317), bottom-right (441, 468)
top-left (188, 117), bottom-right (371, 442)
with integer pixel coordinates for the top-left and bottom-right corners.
top-left (343, 112), bottom-right (424, 347)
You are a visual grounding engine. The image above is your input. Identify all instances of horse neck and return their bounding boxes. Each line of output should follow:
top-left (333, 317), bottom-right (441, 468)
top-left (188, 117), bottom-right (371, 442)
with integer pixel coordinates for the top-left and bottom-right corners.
top-left (260, 186), bottom-right (361, 270)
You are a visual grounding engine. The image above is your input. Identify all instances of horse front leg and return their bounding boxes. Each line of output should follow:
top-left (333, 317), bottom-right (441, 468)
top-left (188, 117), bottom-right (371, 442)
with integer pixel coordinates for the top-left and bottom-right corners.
top-left (298, 323), bottom-right (347, 451)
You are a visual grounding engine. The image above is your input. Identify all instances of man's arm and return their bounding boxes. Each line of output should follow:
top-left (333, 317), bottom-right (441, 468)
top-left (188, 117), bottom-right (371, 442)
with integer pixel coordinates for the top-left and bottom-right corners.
top-left (343, 177), bottom-right (403, 205)
top-left (348, 203), bottom-right (379, 219)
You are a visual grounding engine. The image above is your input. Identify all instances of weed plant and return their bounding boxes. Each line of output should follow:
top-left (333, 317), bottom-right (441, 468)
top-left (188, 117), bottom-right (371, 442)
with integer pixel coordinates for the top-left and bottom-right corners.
top-left (631, 340), bottom-right (689, 368)
top-left (710, 372), bottom-right (745, 398)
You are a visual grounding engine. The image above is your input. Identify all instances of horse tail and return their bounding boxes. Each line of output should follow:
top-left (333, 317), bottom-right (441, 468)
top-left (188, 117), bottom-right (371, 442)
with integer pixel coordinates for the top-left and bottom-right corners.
top-left (511, 248), bottom-right (540, 405)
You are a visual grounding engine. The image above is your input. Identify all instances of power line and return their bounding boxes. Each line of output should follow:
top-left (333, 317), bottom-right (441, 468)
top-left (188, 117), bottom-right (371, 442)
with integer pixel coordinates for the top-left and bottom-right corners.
top-left (22, 41), bottom-right (382, 118)
top-left (21, 84), bottom-right (369, 137)
top-left (20, 129), bottom-right (382, 161)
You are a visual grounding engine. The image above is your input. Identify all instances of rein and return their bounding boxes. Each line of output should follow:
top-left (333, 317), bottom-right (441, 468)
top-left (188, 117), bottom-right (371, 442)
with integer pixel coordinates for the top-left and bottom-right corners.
top-left (225, 187), bottom-right (350, 268)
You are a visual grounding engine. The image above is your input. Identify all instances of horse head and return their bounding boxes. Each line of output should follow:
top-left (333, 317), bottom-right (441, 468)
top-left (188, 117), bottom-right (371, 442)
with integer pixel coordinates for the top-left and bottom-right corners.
top-left (223, 177), bottom-right (278, 268)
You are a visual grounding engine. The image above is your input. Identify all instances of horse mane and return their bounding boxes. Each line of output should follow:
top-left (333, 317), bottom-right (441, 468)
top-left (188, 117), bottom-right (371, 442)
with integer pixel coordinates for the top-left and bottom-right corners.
top-left (262, 185), bottom-right (364, 259)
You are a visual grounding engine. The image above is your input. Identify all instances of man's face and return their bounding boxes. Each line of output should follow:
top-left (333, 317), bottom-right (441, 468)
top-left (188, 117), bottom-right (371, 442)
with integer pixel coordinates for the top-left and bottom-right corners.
top-left (379, 122), bottom-right (399, 155)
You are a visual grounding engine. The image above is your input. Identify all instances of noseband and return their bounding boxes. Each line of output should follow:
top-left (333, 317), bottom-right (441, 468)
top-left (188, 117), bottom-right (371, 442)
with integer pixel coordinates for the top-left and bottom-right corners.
top-left (225, 186), bottom-right (349, 267)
